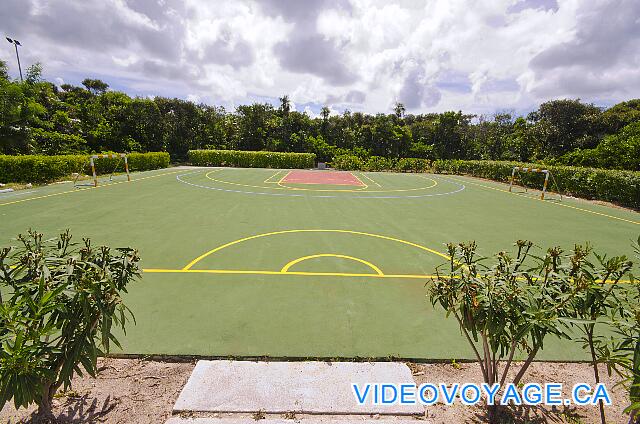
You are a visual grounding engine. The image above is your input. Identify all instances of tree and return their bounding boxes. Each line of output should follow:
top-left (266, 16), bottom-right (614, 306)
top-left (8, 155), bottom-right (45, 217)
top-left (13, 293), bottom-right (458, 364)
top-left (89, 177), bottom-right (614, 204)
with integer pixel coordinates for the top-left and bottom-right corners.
top-left (279, 95), bottom-right (291, 115)
top-left (320, 106), bottom-right (330, 121)
top-left (432, 111), bottom-right (472, 159)
top-left (0, 230), bottom-right (141, 419)
top-left (601, 99), bottom-right (640, 134)
top-left (25, 63), bottom-right (43, 84)
top-left (82, 78), bottom-right (109, 95)
top-left (0, 60), bottom-right (8, 81)
top-left (430, 241), bottom-right (593, 423)
top-left (528, 99), bottom-right (603, 157)
top-left (393, 102), bottom-right (405, 119)
top-left (562, 244), bottom-right (632, 424)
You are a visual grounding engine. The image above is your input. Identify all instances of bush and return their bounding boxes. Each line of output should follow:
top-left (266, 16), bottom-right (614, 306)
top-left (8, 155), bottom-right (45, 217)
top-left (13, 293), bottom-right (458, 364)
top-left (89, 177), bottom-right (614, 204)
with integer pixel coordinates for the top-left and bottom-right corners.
top-left (394, 158), bottom-right (431, 173)
top-left (430, 240), bottom-right (633, 423)
top-left (0, 152), bottom-right (170, 184)
top-left (188, 149), bottom-right (315, 169)
top-left (0, 230), bottom-right (141, 417)
top-left (363, 156), bottom-right (394, 172)
top-left (91, 152), bottom-right (170, 174)
top-left (332, 155), bottom-right (432, 173)
top-left (331, 154), bottom-right (364, 171)
top-left (554, 122), bottom-right (640, 171)
top-left (433, 159), bottom-right (640, 209)
top-left (31, 129), bottom-right (87, 155)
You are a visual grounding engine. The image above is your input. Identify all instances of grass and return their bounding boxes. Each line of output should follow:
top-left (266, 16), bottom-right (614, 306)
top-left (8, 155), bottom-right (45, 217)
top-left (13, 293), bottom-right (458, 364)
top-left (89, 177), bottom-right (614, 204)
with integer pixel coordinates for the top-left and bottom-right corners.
top-left (0, 166), bottom-right (637, 360)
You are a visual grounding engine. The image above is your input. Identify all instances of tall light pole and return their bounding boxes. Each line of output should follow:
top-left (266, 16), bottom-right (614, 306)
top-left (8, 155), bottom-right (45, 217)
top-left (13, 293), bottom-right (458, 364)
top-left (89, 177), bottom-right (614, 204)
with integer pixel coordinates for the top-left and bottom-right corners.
top-left (5, 37), bottom-right (23, 82)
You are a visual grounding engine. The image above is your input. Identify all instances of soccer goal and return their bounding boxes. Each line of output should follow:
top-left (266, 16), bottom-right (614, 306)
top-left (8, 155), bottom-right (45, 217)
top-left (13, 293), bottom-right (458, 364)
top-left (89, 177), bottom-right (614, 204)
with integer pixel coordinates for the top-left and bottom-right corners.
top-left (508, 166), bottom-right (561, 201)
top-left (88, 154), bottom-right (130, 187)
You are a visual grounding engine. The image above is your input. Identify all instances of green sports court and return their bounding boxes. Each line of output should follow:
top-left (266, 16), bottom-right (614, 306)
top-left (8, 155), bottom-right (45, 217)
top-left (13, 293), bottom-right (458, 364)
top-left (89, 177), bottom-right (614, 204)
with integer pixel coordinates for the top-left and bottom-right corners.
top-left (1, 166), bottom-right (637, 360)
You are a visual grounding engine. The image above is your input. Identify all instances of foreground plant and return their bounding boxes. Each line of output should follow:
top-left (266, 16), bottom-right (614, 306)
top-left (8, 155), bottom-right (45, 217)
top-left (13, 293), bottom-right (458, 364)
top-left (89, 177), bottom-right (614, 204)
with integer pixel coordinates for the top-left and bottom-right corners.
top-left (559, 243), bottom-right (632, 424)
top-left (429, 240), bottom-right (629, 423)
top-left (0, 230), bottom-right (140, 418)
top-left (602, 236), bottom-right (640, 424)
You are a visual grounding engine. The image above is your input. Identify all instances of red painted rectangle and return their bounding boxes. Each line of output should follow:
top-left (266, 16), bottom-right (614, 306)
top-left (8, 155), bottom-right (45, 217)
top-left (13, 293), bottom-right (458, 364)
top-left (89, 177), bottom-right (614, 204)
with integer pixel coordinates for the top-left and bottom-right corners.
top-left (281, 170), bottom-right (364, 186)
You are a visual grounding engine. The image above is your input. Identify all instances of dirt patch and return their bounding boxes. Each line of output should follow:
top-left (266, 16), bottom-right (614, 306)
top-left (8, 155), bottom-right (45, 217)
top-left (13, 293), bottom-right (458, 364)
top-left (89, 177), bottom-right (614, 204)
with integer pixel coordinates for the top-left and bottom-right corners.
top-left (0, 358), bottom-right (194, 424)
top-left (0, 358), bottom-right (631, 423)
top-left (410, 361), bottom-right (628, 424)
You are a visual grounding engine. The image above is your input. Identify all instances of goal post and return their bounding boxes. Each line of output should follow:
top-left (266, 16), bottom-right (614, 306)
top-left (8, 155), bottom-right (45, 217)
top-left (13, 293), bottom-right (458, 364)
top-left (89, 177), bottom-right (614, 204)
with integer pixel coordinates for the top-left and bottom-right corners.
top-left (508, 166), bottom-right (559, 200)
top-left (90, 154), bottom-right (130, 187)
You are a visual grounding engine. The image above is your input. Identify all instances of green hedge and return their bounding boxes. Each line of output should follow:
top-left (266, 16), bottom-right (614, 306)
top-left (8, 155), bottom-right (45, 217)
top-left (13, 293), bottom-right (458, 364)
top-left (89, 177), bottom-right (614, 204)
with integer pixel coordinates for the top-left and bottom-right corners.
top-left (331, 154), bottom-right (431, 173)
top-left (433, 160), bottom-right (640, 209)
top-left (188, 149), bottom-right (315, 169)
top-left (0, 152), bottom-right (170, 184)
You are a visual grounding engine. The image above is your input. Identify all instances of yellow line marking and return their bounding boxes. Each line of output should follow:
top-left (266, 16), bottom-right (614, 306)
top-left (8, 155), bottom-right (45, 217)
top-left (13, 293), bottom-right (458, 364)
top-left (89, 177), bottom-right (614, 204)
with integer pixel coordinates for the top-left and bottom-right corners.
top-left (182, 229), bottom-right (450, 270)
top-left (264, 170), bottom-right (285, 183)
top-left (145, 268), bottom-right (433, 279)
top-left (280, 254), bottom-right (384, 275)
top-left (204, 170), bottom-right (438, 193)
top-left (0, 170), bottom-right (183, 207)
top-left (447, 176), bottom-right (639, 225)
top-left (277, 170), bottom-right (292, 184)
top-left (350, 173), bottom-right (368, 188)
top-left (276, 170), bottom-right (368, 191)
top-left (142, 268), bottom-right (635, 284)
top-left (360, 173), bottom-right (381, 187)
top-left (277, 177), bottom-right (368, 191)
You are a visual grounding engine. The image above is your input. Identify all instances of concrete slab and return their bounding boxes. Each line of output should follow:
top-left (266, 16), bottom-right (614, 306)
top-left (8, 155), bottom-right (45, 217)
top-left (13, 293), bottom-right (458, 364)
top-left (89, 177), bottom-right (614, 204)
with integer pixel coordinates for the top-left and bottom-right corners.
top-left (173, 360), bottom-right (422, 415)
top-left (166, 419), bottom-right (427, 424)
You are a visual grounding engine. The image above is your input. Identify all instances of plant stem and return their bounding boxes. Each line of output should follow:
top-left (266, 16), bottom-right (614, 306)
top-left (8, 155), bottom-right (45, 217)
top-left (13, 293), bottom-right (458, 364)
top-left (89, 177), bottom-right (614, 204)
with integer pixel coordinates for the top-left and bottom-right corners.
top-left (587, 325), bottom-right (607, 424)
top-left (500, 341), bottom-right (518, 387)
top-left (453, 310), bottom-right (488, 382)
top-left (482, 334), bottom-right (494, 384)
top-left (512, 346), bottom-right (539, 386)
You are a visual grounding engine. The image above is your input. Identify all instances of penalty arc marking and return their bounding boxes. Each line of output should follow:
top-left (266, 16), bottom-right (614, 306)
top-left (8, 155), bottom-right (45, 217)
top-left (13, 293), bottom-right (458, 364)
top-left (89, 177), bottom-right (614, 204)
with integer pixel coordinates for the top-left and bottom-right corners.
top-left (280, 254), bottom-right (384, 276)
top-left (143, 229), bottom-right (451, 279)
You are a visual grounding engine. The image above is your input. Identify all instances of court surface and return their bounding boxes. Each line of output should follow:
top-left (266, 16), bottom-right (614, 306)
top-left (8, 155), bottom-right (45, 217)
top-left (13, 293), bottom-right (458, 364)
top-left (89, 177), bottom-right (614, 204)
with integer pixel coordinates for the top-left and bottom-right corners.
top-left (0, 166), bottom-right (638, 360)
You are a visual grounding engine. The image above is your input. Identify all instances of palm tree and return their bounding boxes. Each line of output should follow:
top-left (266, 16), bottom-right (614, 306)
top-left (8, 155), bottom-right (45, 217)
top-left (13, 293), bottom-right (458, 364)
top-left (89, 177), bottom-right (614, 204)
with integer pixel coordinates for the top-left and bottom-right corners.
top-left (279, 95), bottom-right (291, 115)
top-left (321, 106), bottom-right (330, 121)
top-left (393, 102), bottom-right (406, 119)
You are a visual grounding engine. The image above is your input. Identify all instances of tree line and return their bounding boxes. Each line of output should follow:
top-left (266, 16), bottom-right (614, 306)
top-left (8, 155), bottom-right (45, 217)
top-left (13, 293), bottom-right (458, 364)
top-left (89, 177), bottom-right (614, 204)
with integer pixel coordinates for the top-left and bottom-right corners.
top-left (1, 61), bottom-right (638, 170)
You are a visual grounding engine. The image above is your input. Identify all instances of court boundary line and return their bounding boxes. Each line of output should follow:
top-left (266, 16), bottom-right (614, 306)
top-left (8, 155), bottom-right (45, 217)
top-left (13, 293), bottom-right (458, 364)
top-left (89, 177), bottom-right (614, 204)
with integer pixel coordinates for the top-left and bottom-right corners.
top-left (264, 170), bottom-right (285, 183)
top-left (0, 169), bottom-right (184, 207)
top-left (360, 173), bottom-right (381, 187)
top-left (196, 169), bottom-right (447, 195)
top-left (142, 268), bottom-right (634, 284)
top-left (443, 175), bottom-right (639, 225)
top-left (176, 170), bottom-right (465, 199)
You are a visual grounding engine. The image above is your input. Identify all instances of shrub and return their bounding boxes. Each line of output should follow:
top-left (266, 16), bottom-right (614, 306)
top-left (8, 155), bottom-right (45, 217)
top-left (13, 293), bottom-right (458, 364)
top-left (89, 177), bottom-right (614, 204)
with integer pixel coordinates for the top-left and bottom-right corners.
top-left (0, 155), bottom-right (85, 184)
top-left (394, 158), bottom-right (431, 173)
top-left (330, 154), bottom-right (364, 171)
top-left (332, 155), bottom-right (431, 173)
top-left (91, 152), bottom-right (170, 174)
top-left (433, 159), bottom-right (640, 209)
top-left (0, 230), bottom-right (141, 418)
top-left (188, 149), bottom-right (315, 169)
top-left (607, 236), bottom-right (640, 422)
top-left (429, 240), bottom-right (633, 423)
top-left (554, 122), bottom-right (640, 171)
top-left (0, 152), bottom-right (170, 184)
top-left (31, 129), bottom-right (87, 155)
top-left (363, 156), bottom-right (395, 172)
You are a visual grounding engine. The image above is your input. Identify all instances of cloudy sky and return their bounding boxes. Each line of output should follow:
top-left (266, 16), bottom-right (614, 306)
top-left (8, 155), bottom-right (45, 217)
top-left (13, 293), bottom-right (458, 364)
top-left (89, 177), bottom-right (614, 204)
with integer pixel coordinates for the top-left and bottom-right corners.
top-left (1, 0), bottom-right (639, 116)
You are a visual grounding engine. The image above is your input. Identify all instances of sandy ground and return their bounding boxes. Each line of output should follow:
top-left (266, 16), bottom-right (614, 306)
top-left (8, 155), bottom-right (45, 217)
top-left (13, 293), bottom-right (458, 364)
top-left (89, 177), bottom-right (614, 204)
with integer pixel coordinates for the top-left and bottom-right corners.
top-left (0, 358), bottom-right (632, 424)
top-left (409, 361), bottom-right (629, 424)
top-left (0, 358), bottom-right (194, 424)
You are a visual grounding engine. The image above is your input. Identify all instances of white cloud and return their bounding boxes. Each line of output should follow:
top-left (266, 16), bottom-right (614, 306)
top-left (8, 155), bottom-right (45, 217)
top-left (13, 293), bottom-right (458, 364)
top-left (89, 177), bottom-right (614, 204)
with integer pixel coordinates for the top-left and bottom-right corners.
top-left (0, 0), bottom-right (637, 114)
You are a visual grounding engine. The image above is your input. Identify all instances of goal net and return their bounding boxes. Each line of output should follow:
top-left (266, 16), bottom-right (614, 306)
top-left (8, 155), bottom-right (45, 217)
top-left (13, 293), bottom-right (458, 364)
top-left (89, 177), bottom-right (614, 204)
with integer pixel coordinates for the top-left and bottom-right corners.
top-left (508, 166), bottom-right (561, 201)
top-left (74, 154), bottom-right (131, 187)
